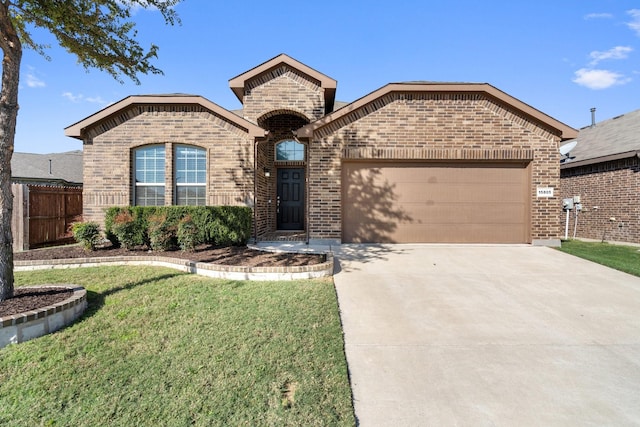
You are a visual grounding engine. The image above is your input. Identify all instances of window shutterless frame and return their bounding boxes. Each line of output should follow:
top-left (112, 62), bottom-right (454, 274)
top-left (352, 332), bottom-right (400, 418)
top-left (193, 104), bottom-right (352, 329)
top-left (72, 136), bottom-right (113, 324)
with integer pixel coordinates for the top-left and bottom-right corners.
top-left (275, 140), bottom-right (305, 161)
top-left (134, 145), bottom-right (166, 206)
top-left (174, 145), bottom-right (206, 206)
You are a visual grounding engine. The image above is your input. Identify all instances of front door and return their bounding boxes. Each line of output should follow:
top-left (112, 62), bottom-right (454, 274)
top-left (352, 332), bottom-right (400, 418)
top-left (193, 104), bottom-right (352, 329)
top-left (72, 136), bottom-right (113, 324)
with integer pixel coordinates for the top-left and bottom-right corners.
top-left (277, 168), bottom-right (304, 230)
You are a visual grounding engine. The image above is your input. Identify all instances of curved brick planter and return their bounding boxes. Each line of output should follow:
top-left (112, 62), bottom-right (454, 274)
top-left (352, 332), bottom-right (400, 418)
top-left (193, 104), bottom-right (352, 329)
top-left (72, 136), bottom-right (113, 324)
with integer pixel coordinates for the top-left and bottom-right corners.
top-left (15, 251), bottom-right (334, 281)
top-left (0, 285), bottom-right (87, 349)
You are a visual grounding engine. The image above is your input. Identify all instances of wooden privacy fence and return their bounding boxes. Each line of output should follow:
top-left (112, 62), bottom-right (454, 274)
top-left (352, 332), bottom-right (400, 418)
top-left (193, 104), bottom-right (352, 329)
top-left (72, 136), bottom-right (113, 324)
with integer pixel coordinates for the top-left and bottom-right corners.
top-left (11, 184), bottom-right (83, 251)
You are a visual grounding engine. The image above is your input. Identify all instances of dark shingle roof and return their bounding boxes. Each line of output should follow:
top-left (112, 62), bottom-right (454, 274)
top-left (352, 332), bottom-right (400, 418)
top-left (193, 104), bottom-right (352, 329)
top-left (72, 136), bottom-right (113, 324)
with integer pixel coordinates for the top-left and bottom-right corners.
top-left (11, 150), bottom-right (83, 185)
top-left (561, 109), bottom-right (640, 167)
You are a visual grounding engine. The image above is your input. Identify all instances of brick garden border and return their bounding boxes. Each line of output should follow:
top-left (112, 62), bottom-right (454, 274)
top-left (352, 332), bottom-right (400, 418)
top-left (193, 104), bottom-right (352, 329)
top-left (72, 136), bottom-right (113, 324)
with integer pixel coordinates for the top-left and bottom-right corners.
top-left (0, 285), bottom-right (87, 349)
top-left (14, 251), bottom-right (334, 281)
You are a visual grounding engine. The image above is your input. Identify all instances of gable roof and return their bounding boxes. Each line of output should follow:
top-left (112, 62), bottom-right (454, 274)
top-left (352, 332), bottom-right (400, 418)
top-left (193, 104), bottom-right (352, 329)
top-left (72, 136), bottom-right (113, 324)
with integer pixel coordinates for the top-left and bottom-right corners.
top-left (296, 82), bottom-right (577, 140)
top-left (11, 150), bottom-right (83, 185)
top-left (65, 94), bottom-right (267, 139)
top-left (228, 53), bottom-right (337, 110)
top-left (560, 108), bottom-right (640, 169)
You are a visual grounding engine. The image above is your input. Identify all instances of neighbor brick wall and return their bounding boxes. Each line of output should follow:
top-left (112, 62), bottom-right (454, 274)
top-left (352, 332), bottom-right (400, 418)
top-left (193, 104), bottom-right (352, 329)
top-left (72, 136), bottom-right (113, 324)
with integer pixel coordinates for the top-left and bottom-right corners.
top-left (82, 105), bottom-right (254, 226)
top-left (307, 92), bottom-right (563, 243)
top-left (560, 157), bottom-right (640, 244)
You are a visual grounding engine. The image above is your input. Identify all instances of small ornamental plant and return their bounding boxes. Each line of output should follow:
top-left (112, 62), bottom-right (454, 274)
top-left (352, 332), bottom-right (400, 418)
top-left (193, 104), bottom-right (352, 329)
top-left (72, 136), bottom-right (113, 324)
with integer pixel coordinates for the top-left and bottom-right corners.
top-left (72, 222), bottom-right (101, 251)
top-left (177, 215), bottom-right (199, 252)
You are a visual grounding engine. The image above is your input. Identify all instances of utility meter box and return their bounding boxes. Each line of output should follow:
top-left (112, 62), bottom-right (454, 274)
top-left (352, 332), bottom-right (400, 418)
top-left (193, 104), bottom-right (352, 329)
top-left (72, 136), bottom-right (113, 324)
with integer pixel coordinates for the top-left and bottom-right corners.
top-left (563, 198), bottom-right (574, 210)
top-left (573, 195), bottom-right (581, 203)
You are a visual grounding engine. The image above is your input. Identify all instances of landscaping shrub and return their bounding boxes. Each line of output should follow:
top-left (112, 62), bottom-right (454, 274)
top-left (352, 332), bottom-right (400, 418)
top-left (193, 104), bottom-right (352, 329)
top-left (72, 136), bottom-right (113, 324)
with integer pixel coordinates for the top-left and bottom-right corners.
top-left (71, 221), bottom-right (101, 251)
top-left (177, 215), bottom-right (199, 251)
top-left (111, 210), bottom-right (145, 249)
top-left (148, 213), bottom-right (177, 251)
top-left (104, 206), bottom-right (252, 249)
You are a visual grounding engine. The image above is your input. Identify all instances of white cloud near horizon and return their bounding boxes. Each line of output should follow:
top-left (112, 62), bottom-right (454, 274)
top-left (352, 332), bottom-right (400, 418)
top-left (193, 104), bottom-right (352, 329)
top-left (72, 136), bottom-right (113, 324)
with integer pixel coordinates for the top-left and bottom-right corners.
top-left (628, 9), bottom-right (640, 36)
top-left (573, 68), bottom-right (631, 89)
top-left (584, 12), bottom-right (613, 20)
top-left (62, 92), bottom-right (108, 104)
top-left (589, 46), bottom-right (633, 65)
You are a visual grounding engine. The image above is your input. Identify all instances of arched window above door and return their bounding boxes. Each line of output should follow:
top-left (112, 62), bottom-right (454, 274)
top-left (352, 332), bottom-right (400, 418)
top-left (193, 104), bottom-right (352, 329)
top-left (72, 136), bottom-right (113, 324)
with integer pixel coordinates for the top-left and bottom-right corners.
top-left (275, 140), bottom-right (305, 161)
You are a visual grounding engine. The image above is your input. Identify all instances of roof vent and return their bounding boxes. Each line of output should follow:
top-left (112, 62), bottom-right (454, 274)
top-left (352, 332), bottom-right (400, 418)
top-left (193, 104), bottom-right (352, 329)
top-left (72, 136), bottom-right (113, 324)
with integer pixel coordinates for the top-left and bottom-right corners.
top-left (590, 107), bottom-right (596, 127)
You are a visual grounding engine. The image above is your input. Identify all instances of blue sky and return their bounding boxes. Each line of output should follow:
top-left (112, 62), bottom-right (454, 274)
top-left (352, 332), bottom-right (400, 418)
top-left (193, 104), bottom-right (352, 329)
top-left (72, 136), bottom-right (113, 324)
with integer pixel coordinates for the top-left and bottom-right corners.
top-left (14, 0), bottom-right (640, 154)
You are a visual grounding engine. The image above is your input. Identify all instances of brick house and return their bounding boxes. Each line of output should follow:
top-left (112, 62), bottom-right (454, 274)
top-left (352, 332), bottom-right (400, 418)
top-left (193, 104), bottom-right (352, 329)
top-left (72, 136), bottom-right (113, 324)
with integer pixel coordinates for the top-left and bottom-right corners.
top-left (66, 54), bottom-right (576, 245)
top-left (560, 109), bottom-right (640, 244)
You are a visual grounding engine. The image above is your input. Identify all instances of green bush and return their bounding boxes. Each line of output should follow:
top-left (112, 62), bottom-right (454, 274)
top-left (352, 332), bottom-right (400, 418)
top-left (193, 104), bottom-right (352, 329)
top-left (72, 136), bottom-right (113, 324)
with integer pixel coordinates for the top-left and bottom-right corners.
top-left (104, 206), bottom-right (252, 249)
top-left (177, 215), bottom-right (199, 252)
top-left (110, 210), bottom-right (145, 249)
top-left (72, 221), bottom-right (101, 251)
top-left (148, 213), bottom-right (177, 251)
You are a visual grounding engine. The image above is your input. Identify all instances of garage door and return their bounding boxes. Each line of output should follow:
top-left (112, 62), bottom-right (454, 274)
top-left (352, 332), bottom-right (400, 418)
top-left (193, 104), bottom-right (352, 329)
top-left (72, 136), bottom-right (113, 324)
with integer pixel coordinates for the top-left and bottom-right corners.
top-left (342, 162), bottom-right (530, 243)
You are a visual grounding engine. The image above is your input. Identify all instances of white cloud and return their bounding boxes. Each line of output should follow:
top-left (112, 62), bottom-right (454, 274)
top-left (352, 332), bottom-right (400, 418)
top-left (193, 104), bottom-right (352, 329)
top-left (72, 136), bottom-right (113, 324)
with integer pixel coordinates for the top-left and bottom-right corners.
top-left (573, 68), bottom-right (631, 89)
top-left (25, 73), bottom-right (45, 88)
top-left (62, 92), bottom-right (83, 103)
top-left (628, 9), bottom-right (640, 36)
top-left (584, 13), bottom-right (613, 20)
top-left (85, 96), bottom-right (108, 104)
top-left (62, 92), bottom-right (108, 104)
top-left (589, 46), bottom-right (633, 65)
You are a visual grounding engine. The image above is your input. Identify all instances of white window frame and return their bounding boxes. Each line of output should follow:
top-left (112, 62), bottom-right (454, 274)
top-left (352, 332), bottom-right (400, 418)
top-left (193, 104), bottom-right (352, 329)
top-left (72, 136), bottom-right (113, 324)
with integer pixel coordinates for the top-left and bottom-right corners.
top-left (174, 145), bottom-right (206, 206)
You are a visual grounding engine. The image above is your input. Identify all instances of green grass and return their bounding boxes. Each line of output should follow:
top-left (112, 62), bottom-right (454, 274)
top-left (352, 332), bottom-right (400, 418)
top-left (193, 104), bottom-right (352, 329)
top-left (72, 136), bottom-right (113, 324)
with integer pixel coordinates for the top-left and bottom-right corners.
top-left (0, 267), bottom-right (355, 426)
top-left (557, 240), bottom-right (640, 277)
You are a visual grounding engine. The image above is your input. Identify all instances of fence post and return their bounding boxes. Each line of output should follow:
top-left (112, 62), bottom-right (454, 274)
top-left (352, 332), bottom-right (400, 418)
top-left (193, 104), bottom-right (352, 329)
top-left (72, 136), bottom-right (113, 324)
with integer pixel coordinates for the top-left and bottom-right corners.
top-left (10, 183), bottom-right (29, 251)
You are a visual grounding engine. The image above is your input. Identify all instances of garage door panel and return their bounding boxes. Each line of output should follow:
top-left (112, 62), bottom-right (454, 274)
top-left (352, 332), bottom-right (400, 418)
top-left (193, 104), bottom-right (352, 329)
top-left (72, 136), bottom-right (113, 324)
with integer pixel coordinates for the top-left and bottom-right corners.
top-left (396, 202), bottom-right (527, 224)
top-left (387, 224), bottom-right (528, 244)
top-left (342, 162), bottom-right (530, 244)
top-left (394, 183), bottom-right (526, 204)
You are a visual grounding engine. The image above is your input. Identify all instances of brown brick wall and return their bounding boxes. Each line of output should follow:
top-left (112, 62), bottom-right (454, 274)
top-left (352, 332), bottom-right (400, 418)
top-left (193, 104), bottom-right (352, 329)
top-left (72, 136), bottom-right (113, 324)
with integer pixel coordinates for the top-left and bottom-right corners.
top-left (242, 67), bottom-right (325, 124)
top-left (307, 93), bottom-right (562, 243)
top-left (82, 106), bottom-right (254, 226)
top-left (560, 157), bottom-right (640, 243)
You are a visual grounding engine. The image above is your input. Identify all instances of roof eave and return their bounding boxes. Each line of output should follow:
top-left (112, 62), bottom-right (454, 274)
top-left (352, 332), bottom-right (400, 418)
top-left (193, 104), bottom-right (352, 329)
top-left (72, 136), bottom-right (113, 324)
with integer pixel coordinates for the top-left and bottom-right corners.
top-left (560, 150), bottom-right (640, 169)
top-left (297, 83), bottom-right (578, 140)
top-left (65, 95), bottom-right (267, 139)
top-left (228, 54), bottom-right (337, 105)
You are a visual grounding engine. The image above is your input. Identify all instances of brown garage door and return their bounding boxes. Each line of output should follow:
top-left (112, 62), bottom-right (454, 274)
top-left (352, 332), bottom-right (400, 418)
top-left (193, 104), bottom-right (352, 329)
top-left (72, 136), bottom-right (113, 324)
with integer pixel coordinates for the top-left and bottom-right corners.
top-left (342, 162), bottom-right (531, 243)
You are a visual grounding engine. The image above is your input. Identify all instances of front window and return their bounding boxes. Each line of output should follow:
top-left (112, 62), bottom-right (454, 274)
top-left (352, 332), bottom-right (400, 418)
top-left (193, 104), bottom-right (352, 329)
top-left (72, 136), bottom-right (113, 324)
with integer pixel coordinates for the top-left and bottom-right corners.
top-left (276, 140), bottom-right (305, 161)
top-left (134, 145), bottom-right (165, 206)
top-left (175, 145), bottom-right (206, 205)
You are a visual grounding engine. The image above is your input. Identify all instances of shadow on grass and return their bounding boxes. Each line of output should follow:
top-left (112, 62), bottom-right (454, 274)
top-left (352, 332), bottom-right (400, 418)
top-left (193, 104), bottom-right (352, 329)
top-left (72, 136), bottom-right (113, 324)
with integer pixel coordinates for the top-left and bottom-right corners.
top-left (82, 272), bottom-right (183, 319)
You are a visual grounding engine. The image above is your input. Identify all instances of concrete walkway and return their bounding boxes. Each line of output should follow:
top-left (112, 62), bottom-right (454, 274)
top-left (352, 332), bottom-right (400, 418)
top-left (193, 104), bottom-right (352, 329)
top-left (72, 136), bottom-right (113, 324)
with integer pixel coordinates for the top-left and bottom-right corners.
top-left (333, 244), bottom-right (640, 426)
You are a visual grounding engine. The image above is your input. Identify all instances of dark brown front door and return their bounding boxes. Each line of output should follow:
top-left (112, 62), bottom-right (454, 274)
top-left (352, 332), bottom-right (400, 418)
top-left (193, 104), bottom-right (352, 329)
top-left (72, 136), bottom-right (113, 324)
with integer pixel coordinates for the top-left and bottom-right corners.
top-left (277, 168), bottom-right (304, 230)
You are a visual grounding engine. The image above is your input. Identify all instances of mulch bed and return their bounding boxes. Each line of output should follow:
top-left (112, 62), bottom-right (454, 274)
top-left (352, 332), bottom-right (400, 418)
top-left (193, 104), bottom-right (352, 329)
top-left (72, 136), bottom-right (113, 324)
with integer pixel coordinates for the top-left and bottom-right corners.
top-left (14, 243), bottom-right (326, 267)
top-left (2, 243), bottom-right (326, 318)
top-left (0, 287), bottom-right (73, 317)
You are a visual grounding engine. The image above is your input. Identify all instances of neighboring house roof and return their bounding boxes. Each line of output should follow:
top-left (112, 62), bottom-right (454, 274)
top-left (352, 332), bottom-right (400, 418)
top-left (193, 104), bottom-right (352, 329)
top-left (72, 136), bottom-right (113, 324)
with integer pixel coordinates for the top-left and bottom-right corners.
top-left (228, 53), bottom-right (337, 112)
top-left (561, 108), bottom-right (640, 169)
top-left (296, 82), bottom-right (577, 140)
top-left (11, 150), bottom-right (83, 185)
top-left (64, 94), bottom-right (267, 139)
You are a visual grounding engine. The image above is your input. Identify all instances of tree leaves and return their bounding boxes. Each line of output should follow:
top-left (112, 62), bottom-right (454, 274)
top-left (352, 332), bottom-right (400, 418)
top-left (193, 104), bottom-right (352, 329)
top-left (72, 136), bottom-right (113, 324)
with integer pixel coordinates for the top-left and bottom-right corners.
top-left (8, 0), bottom-right (181, 84)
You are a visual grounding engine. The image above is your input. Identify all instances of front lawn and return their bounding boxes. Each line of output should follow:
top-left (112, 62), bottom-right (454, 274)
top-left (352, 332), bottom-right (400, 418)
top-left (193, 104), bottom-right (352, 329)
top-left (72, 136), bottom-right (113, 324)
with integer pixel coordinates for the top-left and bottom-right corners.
top-left (0, 267), bottom-right (355, 426)
top-left (557, 240), bottom-right (640, 278)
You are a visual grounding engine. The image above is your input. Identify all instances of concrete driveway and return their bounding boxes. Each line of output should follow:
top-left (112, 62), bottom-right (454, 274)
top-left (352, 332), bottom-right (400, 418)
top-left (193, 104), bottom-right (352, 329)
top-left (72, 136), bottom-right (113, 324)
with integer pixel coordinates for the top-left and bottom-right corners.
top-left (333, 244), bottom-right (640, 426)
